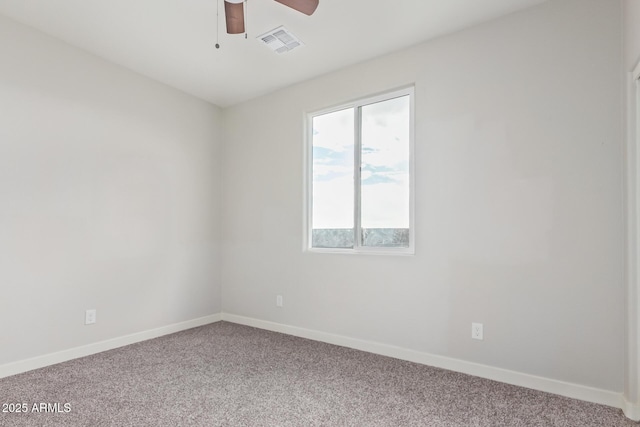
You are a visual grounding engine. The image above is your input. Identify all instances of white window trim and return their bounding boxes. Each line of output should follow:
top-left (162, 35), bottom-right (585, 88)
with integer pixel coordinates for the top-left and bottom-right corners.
top-left (303, 86), bottom-right (415, 255)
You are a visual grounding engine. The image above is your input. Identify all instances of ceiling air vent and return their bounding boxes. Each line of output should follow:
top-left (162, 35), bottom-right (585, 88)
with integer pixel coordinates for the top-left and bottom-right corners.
top-left (257, 26), bottom-right (303, 54)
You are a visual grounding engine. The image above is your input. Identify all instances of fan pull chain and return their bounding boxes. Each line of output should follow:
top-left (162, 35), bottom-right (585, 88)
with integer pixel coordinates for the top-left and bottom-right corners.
top-left (244, 0), bottom-right (248, 39)
top-left (215, 0), bottom-right (220, 49)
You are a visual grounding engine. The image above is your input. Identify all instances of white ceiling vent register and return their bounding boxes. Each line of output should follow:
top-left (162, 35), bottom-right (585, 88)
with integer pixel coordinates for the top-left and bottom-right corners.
top-left (257, 26), bottom-right (304, 54)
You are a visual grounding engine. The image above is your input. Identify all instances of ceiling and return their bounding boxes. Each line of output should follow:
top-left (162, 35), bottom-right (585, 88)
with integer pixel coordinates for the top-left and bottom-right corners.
top-left (0, 0), bottom-right (547, 107)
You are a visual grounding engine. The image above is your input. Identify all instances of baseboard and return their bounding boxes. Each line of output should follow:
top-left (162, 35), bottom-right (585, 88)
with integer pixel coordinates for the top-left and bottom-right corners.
top-left (1, 312), bottom-right (630, 419)
top-left (221, 313), bottom-right (623, 412)
top-left (0, 313), bottom-right (222, 379)
top-left (622, 395), bottom-right (640, 421)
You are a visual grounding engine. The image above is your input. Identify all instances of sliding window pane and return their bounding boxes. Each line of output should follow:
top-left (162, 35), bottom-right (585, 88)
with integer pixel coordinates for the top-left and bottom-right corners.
top-left (311, 108), bottom-right (355, 248)
top-left (360, 95), bottom-right (410, 247)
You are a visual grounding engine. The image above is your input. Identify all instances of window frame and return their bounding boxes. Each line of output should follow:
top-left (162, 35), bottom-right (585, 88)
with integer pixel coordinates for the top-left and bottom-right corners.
top-left (304, 86), bottom-right (415, 255)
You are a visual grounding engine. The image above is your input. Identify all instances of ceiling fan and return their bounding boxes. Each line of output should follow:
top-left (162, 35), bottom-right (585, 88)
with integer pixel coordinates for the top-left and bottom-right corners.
top-left (223, 0), bottom-right (319, 34)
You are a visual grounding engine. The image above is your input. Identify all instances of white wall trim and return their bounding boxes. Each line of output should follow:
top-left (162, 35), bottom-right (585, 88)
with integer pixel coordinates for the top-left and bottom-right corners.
top-left (625, 60), bottom-right (640, 422)
top-left (222, 313), bottom-right (623, 411)
top-left (622, 395), bottom-right (640, 421)
top-left (0, 311), bottom-right (629, 417)
top-left (0, 313), bottom-right (222, 380)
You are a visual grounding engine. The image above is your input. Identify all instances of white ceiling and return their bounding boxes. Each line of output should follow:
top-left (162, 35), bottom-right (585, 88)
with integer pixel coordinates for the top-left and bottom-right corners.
top-left (0, 0), bottom-right (547, 107)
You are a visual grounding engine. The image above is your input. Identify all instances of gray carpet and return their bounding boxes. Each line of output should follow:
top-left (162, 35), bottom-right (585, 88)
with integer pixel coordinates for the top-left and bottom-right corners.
top-left (0, 321), bottom-right (636, 426)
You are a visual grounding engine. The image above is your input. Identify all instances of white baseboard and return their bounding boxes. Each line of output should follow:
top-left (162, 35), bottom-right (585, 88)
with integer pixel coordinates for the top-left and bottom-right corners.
top-left (1, 312), bottom-right (631, 420)
top-left (622, 395), bottom-right (640, 421)
top-left (0, 313), bottom-right (222, 379)
top-left (221, 313), bottom-right (624, 412)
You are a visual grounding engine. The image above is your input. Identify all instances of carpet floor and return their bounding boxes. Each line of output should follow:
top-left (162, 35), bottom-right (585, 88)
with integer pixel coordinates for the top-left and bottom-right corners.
top-left (0, 321), bottom-right (636, 426)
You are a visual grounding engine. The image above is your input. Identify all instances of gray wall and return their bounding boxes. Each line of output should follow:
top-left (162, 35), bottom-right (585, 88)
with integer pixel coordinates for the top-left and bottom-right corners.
top-left (222, 0), bottom-right (624, 392)
top-left (0, 15), bottom-right (223, 365)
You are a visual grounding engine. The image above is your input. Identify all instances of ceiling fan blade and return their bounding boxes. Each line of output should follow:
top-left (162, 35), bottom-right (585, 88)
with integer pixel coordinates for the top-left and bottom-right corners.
top-left (224, 0), bottom-right (245, 34)
top-left (274, 0), bottom-right (319, 16)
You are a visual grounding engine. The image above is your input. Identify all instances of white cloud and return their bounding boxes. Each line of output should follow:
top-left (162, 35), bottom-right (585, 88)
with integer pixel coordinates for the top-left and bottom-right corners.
top-left (312, 108), bottom-right (354, 152)
top-left (312, 175), bottom-right (354, 229)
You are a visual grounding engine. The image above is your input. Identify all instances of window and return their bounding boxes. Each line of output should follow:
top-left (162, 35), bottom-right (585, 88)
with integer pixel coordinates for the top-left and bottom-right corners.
top-left (306, 87), bottom-right (414, 254)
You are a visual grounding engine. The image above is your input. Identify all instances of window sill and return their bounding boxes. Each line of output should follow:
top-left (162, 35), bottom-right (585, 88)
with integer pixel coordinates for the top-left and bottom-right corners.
top-left (304, 247), bottom-right (415, 256)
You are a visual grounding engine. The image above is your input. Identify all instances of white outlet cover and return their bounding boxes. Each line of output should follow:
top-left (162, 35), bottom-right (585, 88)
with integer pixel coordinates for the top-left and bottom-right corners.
top-left (472, 322), bottom-right (483, 340)
top-left (85, 309), bottom-right (97, 325)
top-left (276, 295), bottom-right (283, 307)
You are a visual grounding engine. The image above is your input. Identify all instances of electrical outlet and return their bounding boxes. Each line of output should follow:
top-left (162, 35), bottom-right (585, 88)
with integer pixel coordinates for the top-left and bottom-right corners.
top-left (276, 295), bottom-right (283, 307)
top-left (472, 322), bottom-right (483, 340)
top-left (85, 309), bottom-right (97, 325)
